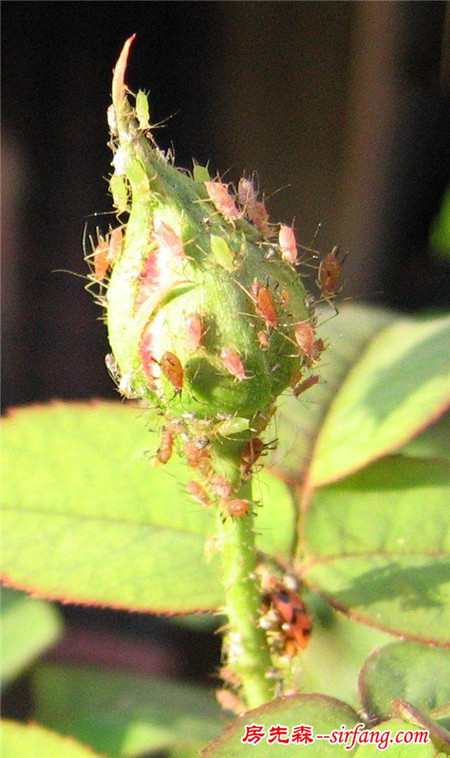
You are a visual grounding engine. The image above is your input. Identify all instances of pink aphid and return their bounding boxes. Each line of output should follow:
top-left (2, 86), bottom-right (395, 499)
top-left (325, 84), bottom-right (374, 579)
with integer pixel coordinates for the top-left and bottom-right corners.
top-left (186, 480), bottom-right (211, 508)
top-left (238, 177), bottom-right (258, 207)
top-left (139, 324), bottom-right (158, 390)
top-left (210, 475), bottom-right (232, 499)
top-left (185, 313), bottom-right (203, 352)
top-left (153, 219), bottom-right (185, 260)
top-left (93, 237), bottom-right (109, 281)
top-left (294, 321), bottom-right (316, 359)
top-left (205, 181), bottom-right (241, 223)
top-left (279, 224), bottom-right (298, 264)
top-left (107, 226), bottom-right (123, 266)
top-left (220, 347), bottom-right (246, 382)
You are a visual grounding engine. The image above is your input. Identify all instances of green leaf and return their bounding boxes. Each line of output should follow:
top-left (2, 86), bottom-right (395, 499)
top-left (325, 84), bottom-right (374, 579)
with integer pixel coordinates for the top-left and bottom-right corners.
top-left (301, 456), bottom-right (450, 643)
top-left (359, 641), bottom-right (450, 720)
top-left (353, 719), bottom-right (434, 757)
top-left (269, 307), bottom-right (450, 487)
top-left (309, 313), bottom-right (450, 486)
top-left (399, 411), bottom-right (450, 462)
top-left (1, 586), bottom-right (62, 687)
top-left (298, 594), bottom-right (394, 708)
top-left (34, 663), bottom-right (224, 758)
top-left (1, 720), bottom-right (105, 758)
top-left (202, 694), bottom-right (360, 756)
top-left (269, 304), bottom-right (396, 482)
top-left (2, 402), bottom-right (295, 613)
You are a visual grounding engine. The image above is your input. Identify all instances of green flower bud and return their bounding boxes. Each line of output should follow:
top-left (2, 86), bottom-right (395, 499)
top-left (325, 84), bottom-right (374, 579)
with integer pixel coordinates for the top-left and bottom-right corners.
top-left (96, 36), bottom-right (321, 435)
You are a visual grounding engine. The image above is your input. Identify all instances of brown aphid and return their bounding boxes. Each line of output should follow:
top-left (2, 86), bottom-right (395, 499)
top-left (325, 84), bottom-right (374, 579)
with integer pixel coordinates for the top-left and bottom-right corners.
top-left (205, 180), bottom-right (241, 223)
top-left (257, 330), bottom-right (270, 350)
top-left (240, 437), bottom-right (265, 478)
top-left (293, 374), bottom-right (319, 398)
top-left (294, 320), bottom-right (323, 362)
top-left (318, 246), bottom-right (341, 298)
top-left (160, 351), bottom-right (184, 395)
top-left (248, 200), bottom-right (271, 237)
top-left (185, 312), bottom-right (203, 352)
top-left (224, 498), bottom-right (252, 518)
top-left (210, 475), bottom-right (232, 499)
top-left (250, 279), bottom-right (279, 328)
top-left (220, 347), bottom-right (246, 382)
top-left (154, 426), bottom-right (174, 465)
top-left (280, 290), bottom-right (290, 309)
top-left (186, 480), bottom-right (211, 507)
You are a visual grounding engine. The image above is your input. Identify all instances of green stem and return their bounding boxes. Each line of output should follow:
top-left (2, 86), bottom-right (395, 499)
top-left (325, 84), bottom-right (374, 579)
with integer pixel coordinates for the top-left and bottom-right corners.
top-left (215, 445), bottom-right (275, 709)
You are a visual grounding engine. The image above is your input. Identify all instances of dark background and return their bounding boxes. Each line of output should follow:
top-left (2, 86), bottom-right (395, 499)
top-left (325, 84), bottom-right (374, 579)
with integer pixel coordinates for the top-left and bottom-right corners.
top-left (2, 0), bottom-right (450, 719)
top-left (2, 1), bottom-right (450, 409)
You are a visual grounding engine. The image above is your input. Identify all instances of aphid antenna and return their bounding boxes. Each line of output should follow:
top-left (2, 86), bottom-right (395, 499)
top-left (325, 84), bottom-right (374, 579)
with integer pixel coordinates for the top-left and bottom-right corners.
top-left (309, 221), bottom-right (323, 248)
top-left (263, 182), bottom-right (291, 202)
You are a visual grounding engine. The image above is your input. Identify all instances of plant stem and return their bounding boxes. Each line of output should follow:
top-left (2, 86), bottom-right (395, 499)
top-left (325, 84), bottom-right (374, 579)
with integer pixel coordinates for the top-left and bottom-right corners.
top-left (215, 445), bottom-right (275, 709)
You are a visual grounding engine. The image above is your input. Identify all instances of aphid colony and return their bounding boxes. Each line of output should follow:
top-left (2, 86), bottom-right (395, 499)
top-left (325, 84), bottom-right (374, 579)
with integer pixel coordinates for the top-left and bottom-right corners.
top-left (151, 419), bottom-right (271, 520)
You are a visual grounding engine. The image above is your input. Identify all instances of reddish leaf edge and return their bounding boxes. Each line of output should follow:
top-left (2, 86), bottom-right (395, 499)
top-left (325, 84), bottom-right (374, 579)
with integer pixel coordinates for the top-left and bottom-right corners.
top-left (201, 693), bottom-right (360, 757)
top-left (300, 578), bottom-right (450, 649)
top-left (0, 574), bottom-right (219, 617)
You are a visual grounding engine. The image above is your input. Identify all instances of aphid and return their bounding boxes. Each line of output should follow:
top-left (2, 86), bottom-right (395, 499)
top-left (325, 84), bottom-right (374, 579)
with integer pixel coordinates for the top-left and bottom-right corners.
top-left (257, 330), bottom-right (270, 350)
top-left (193, 162), bottom-right (211, 183)
top-left (204, 181), bottom-right (241, 223)
top-left (219, 347), bottom-right (246, 382)
top-left (270, 585), bottom-right (312, 654)
top-left (216, 689), bottom-right (246, 715)
top-left (237, 177), bottom-right (258, 206)
top-left (248, 200), bottom-right (270, 237)
top-left (107, 226), bottom-right (123, 266)
top-left (294, 321), bottom-right (323, 361)
top-left (185, 313), bottom-right (203, 352)
top-left (293, 374), bottom-right (319, 398)
top-left (318, 245), bottom-right (341, 298)
top-left (160, 351), bottom-right (184, 395)
top-left (210, 234), bottom-right (235, 271)
top-left (136, 89), bottom-right (151, 131)
top-left (280, 290), bottom-right (290, 309)
top-left (250, 279), bottom-right (279, 328)
top-left (186, 480), bottom-right (211, 507)
top-left (139, 325), bottom-right (159, 390)
top-left (240, 437), bottom-right (265, 478)
top-left (184, 440), bottom-right (213, 477)
top-left (210, 475), bottom-right (232, 499)
top-left (155, 426), bottom-right (174, 465)
top-left (279, 224), bottom-right (298, 265)
top-left (153, 219), bottom-right (185, 260)
top-left (109, 173), bottom-right (129, 214)
top-left (224, 498), bottom-right (252, 518)
top-left (237, 177), bottom-right (270, 237)
top-left (92, 236), bottom-right (109, 281)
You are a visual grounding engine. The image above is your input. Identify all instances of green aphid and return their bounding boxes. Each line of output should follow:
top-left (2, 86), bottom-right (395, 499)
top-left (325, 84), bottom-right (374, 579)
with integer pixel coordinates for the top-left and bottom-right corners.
top-left (193, 163), bottom-right (211, 183)
top-left (136, 90), bottom-right (151, 131)
top-left (210, 234), bottom-right (236, 271)
top-left (109, 174), bottom-right (129, 214)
